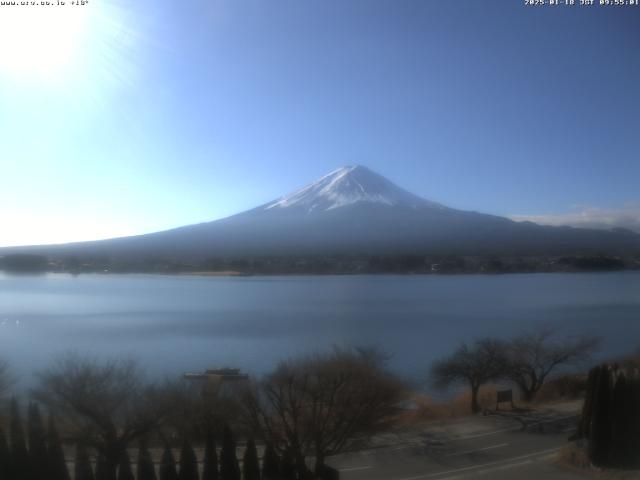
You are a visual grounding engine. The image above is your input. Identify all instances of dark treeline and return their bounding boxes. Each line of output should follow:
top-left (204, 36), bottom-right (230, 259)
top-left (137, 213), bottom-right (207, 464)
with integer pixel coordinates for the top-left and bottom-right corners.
top-left (0, 254), bottom-right (50, 273)
top-left (0, 400), bottom-right (325, 480)
top-left (0, 347), bottom-right (403, 480)
top-left (1, 253), bottom-right (637, 275)
top-left (0, 400), bottom-right (68, 480)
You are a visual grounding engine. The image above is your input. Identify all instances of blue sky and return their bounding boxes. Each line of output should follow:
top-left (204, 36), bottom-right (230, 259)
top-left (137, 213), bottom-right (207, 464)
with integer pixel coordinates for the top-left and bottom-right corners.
top-left (0, 0), bottom-right (639, 246)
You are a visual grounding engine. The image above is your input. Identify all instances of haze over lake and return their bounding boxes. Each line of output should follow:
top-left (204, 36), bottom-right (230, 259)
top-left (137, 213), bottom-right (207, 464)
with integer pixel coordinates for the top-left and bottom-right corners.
top-left (1, 272), bottom-right (638, 386)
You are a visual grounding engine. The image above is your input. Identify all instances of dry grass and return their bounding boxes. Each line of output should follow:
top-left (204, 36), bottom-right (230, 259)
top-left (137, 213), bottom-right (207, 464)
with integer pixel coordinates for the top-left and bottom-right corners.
top-left (558, 442), bottom-right (591, 470)
top-left (397, 385), bottom-right (502, 425)
top-left (557, 442), bottom-right (640, 480)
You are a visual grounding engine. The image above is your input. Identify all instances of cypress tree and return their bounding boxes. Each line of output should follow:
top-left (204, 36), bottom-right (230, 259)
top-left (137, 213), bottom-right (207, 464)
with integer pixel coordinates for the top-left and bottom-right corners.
top-left (47, 415), bottom-right (71, 480)
top-left (261, 444), bottom-right (280, 480)
top-left (584, 366), bottom-right (640, 469)
top-left (159, 445), bottom-right (179, 480)
top-left (578, 366), bottom-right (599, 438)
top-left (630, 376), bottom-right (640, 469)
top-left (95, 454), bottom-right (110, 480)
top-left (611, 373), bottom-right (630, 466)
top-left (219, 425), bottom-right (240, 480)
top-left (74, 444), bottom-right (95, 480)
top-left (613, 371), bottom-right (640, 469)
top-left (242, 438), bottom-right (260, 480)
top-left (27, 403), bottom-right (48, 480)
top-left (279, 448), bottom-right (296, 480)
top-left (588, 365), bottom-right (613, 466)
top-left (0, 427), bottom-right (11, 480)
top-left (178, 439), bottom-right (199, 480)
top-left (117, 450), bottom-right (135, 480)
top-left (10, 398), bottom-right (31, 480)
top-left (201, 433), bottom-right (218, 480)
top-left (589, 364), bottom-right (613, 466)
top-left (137, 438), bottom-right (157, 480)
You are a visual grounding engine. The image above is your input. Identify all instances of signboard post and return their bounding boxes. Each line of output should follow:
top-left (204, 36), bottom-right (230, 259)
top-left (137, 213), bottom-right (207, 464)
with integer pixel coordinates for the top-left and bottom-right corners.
top-left (496, 389), bottom-right (514, 410)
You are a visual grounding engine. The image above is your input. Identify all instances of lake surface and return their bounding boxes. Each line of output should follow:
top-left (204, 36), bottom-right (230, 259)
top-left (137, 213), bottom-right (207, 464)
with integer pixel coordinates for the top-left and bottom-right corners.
top-left (0, 272), bottom-right (638, 387)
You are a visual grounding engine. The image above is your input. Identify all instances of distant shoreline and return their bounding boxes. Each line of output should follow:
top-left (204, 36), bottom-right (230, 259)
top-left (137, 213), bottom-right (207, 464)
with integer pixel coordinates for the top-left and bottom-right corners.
top-left (177, 270), bottom-right (247, 277)
top-left (3, 269), bottom-right (639, 280)
top-left (1, 253), bottom-right (638, 277)
top-left (167, 269), bottom-right (640, 278)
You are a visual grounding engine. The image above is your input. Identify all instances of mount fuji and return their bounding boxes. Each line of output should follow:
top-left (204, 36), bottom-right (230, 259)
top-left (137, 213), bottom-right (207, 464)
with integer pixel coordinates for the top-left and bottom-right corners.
top-left (4, 166), bottom-right (639, 260)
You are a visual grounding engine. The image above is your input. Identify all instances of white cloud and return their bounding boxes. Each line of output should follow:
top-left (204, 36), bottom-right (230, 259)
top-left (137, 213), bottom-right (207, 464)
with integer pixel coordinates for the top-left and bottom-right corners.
top-left (510, 204), bottom-right (640, 233)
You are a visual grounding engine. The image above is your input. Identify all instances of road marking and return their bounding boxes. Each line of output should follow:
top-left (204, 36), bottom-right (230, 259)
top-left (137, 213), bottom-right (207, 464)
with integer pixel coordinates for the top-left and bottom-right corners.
top-left (432, 463), bottom-right (536, 480)
top-left (448, 428), bottom-right (514, 440)
top-left (476, 459), bottom-right (532, 474)
top-left (449, 414), bottom-right (579, 441)
top-left (441, 454), bottom-right (558, 479)
top-left (339, 465), bottom-right (372, 472)
top-left (444, 443), bottom-right (509, 457)
top-left (395, 447), bottom-right (560, 480)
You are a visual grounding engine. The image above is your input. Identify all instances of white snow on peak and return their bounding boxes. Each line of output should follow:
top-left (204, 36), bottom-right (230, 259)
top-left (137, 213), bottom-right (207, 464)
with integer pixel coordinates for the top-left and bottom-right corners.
top-left (264, 165), bottom-right (445, 213)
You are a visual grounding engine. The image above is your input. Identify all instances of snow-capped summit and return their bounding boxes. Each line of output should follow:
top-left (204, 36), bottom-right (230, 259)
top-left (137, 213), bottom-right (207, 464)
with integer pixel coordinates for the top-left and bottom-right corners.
top-left (264, 165), bottom-right (444, 213)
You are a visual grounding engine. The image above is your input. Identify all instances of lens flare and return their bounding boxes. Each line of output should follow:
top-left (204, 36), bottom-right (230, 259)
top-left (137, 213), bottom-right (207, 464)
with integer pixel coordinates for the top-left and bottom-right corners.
top-left (0, 0), bottom-right (145, 96)
top-left (0, 2), bottom-right (91, 79)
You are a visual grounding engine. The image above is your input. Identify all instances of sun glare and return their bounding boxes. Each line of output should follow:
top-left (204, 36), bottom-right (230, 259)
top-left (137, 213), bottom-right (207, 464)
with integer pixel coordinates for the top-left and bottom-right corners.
top-left (0, 3), bottom-right (91, 79)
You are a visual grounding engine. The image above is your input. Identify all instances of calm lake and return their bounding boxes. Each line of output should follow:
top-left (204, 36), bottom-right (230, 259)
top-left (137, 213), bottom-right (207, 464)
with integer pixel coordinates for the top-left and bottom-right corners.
top-left (0, 272), bottom-right (638, 386)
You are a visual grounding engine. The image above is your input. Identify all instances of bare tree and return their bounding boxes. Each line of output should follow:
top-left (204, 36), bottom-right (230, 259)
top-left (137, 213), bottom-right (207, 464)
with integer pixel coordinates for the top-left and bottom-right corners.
top-left (33, 354), bottom-right (169, 480)
top-left (505, 328), bottom-right (599, 402)
top-left (157, 377), bottom-right (243, 441)
top-left (430, 338), bottom-right (508, 414)
top-left (242, 347), bottom-right (406, 476)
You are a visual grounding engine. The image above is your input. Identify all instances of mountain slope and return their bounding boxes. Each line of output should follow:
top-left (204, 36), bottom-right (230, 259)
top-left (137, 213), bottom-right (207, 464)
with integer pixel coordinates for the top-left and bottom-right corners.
top-left (3, 166), bottom-right (640, 259)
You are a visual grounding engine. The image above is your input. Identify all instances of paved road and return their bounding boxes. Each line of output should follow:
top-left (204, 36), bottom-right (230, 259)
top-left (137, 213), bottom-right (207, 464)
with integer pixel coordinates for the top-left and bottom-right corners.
top-left (328, 408), bottom-right (588, 480)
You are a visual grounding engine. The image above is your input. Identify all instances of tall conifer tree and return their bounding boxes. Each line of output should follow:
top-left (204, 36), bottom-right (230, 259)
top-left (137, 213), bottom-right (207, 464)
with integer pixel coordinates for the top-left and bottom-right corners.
top-left (10, 398), bottom-right (31, 480)
top-left (261, 444), bottom-right (280, 480)
top-left (159, 445), bottom-right (179, 480)
top-left (74, 444), bottom-right (95, 480)
top-left (219, 425), bottom-right (240, 480)
top-left (95, 454), bottom-right (110, 480)
top-left (27, 403), bottom-right (48, 480)
top-left (117, 450), bottom-right (135, 480)
top-left (201, 432), bottom-right (218, 480)
top-left (47, 415), bottom-right (71, 480)
top-left (589, 365), bottom-right (613, 466)
top-left (578, 367), bottom-right (599, 438)
top-left (280, 448), bottom-right (296, 480)
top-left (0, 427), bottom-right (11, 480)
top-left (137, 438), bottom-right (157, 480)
top-left (178, 439), bottom-right (199, 480)
top-left (242, 438), bottom-right (260, 480)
